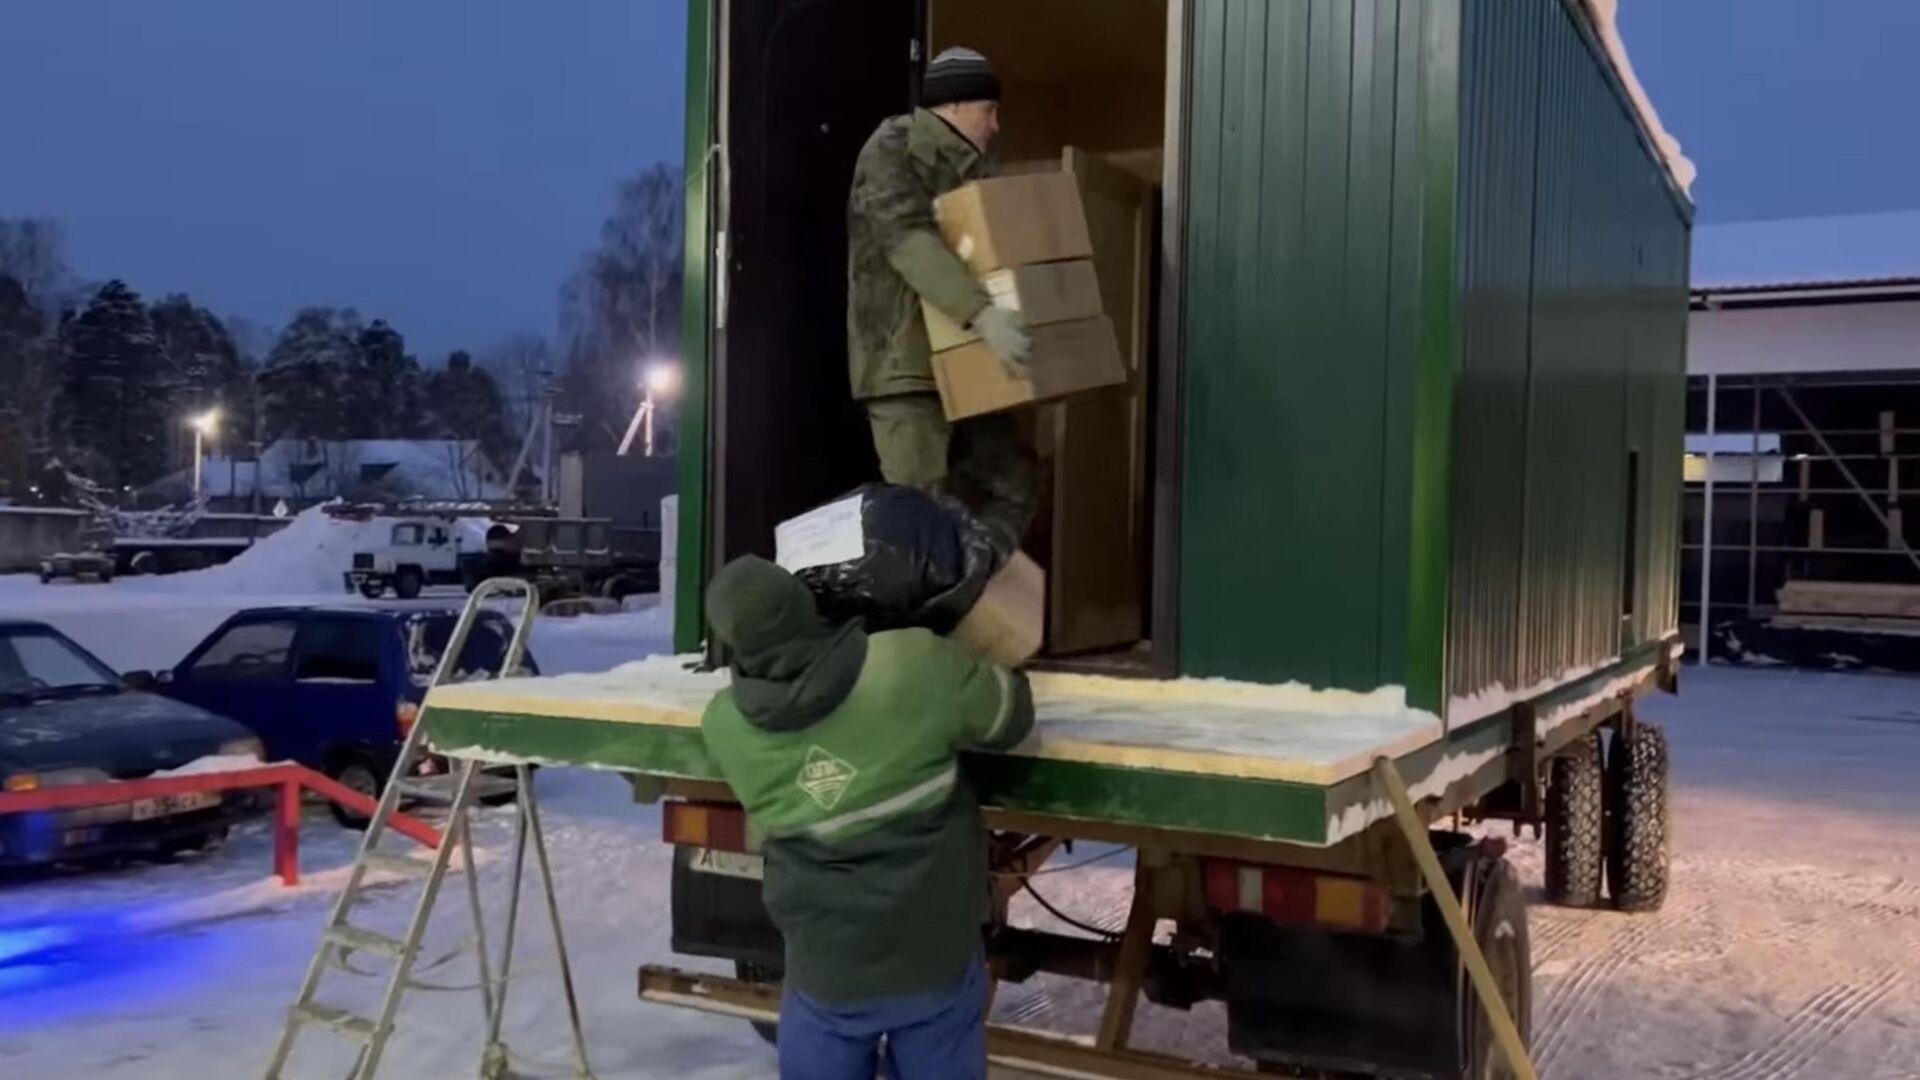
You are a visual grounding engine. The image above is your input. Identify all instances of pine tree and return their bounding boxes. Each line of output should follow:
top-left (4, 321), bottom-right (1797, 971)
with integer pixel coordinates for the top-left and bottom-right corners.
top-left (258, 307), bottom-right (360, 442)
top-left (426, 350), bottom-right (513, 472)
top-left (0, 275), bottom-right (48, 496)
top-left (346, 319), bottom-right (426, 437)
top-left (54, 279), bottom-right (168, 487)
top-left (150, 294), bottom-right (249, 468)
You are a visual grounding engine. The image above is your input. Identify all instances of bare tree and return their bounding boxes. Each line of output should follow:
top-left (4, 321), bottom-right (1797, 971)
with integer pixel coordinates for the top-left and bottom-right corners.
top-left (479, 333), bottom-right (550, 437)
top-left (559, 164), bottom-right (684, 444)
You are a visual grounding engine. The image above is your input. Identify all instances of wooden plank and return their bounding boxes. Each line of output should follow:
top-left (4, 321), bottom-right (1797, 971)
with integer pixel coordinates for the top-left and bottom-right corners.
top-left (1808, 508), bottom-right (1825, 550)
top-left (1777, 579), bottom-right (1920, 619)
top-left (1771, 613), bottom-right (1920, 637)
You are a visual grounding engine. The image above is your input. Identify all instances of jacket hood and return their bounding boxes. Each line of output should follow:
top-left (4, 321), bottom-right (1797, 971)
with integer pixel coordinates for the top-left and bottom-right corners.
top-left (707, 556), bottom-right (866, 732)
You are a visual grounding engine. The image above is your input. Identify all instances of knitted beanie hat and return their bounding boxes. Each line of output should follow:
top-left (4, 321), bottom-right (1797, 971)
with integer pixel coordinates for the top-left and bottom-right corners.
top-left (922, 47), bottom-right (1001, 108)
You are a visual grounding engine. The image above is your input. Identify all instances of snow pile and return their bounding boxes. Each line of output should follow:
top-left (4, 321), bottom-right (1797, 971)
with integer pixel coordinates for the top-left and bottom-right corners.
top-left (148, 505), bottom-right (379, 595)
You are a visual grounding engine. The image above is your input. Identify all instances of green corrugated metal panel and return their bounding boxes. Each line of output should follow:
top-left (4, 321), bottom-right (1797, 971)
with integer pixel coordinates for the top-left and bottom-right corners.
top-left (1446, 0), bottom-right (1690, 708)
top-left (673, 0), bottom-right (714, 654)
top-left (1180, 0), bottom-right (1455, 697)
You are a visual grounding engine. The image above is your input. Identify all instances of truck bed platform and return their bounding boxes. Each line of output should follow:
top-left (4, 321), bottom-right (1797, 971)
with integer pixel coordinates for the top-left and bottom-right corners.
top-left (424, 644), bottom-right (1675, 848)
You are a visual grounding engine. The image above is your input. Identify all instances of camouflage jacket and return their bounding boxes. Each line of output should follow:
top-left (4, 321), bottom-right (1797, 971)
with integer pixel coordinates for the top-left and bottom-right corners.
top-left (846, 109), bottom-right (992, 400)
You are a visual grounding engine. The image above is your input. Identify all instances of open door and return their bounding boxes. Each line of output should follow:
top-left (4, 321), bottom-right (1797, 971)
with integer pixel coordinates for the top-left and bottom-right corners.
top-left (714, 0), bottom-right (920, 564)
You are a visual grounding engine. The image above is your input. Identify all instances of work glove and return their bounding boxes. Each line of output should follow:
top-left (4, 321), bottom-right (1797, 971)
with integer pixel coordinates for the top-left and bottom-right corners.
top-left (972, 306), bottom-right (1032, 380)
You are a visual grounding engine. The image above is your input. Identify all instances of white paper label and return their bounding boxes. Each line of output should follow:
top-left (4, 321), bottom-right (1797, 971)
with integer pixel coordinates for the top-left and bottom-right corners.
top-left (955, 234), bottom-right (976, 262)
top-left (775, 494), bottom-right (867, 572)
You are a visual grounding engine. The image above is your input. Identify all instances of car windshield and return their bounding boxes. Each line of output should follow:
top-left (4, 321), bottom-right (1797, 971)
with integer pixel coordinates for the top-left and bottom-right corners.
top-left (0, 628), bottom-right (123, 702)
top-left (403, 615), bottom-right (518, 686)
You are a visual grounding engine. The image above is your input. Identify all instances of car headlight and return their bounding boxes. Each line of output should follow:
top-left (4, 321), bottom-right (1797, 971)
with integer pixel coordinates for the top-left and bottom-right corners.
top-left (219, 737), bottom-right (265, 762)
top-left (4, 767), bottom-right (113, 792)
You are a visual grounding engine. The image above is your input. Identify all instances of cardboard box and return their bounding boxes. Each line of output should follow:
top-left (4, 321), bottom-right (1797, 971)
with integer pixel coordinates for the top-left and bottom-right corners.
top-left (949, 551), bottom-right (1045, 668)
top-left (935, 173), bottom-right (1094, 275)
top-left (932, 315), bottom-right (1126, 421)
top-left (922, 260), bottom-right (1105, 352)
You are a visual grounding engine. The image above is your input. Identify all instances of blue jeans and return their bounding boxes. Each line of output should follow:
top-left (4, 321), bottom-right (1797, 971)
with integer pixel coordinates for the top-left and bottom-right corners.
top-left (777, 960), bottom-right (989, 1080)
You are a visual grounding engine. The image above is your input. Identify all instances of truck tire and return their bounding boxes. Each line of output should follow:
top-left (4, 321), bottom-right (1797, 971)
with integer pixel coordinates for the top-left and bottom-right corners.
top-left (394, 567), bottom-right (424, 600)
top-left (1544, 731), bottom-right (1605, 908)
top-left (358, 580), bottom-right (387, 599)
top-left (1606, 721), bottom-right (1671, 913)
top-left (1462, 854), bottom-right (1533, 1080)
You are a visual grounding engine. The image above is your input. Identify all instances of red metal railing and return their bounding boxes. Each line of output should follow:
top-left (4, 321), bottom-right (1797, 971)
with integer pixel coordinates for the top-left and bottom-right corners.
top-left (0, 764), bottom-right (442, 885)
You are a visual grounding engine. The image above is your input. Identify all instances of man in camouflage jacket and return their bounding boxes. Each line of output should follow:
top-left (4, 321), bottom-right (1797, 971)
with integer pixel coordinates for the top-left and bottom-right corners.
top-left (846, 47), bottom-right (1036, 550)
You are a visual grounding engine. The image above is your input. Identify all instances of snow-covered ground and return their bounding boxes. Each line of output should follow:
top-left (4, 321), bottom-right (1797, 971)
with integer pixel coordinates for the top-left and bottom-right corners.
top-left (3, 559), bottom-right (1918, 1078)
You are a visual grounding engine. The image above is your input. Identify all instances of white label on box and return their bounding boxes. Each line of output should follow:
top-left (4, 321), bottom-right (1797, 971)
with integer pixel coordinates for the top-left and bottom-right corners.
top-left (955, 234), bottom-right (976, 263)
top-left (775, 494), bottom-right (867, 572)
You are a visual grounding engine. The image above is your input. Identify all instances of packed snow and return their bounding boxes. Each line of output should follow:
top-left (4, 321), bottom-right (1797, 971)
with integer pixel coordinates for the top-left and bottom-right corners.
top-left (2, 560), bottom-right (1918, 1077)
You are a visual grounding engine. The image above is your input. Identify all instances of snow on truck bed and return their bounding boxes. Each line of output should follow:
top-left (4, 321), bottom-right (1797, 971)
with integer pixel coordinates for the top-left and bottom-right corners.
top-left (424, 655), bottom-right (1444, 787)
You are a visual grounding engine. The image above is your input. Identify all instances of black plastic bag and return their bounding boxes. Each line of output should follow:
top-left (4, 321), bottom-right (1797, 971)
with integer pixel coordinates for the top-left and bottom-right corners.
top-left (779, 484), bottom-right (1008, 634)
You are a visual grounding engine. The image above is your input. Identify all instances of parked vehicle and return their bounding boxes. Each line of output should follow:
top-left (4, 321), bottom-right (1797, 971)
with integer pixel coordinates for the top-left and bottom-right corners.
top-left (344, 517), bottom-right (472, 599)
top-left (38, 550), bottom-right (114, 584)
top-left (474, 517), bottom-right (660, 604)
top-left (146, 604), bottom-right (535, 826)
top-left (0, 620), bottom-right (264, 867)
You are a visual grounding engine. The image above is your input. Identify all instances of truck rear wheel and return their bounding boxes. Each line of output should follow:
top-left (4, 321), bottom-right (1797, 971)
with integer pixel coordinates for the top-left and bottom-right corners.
top-left (1544, 731), bottom-right (1605, 908)
top-left (1462, 854), bottom-right (1532, 1080)
top-left (1606, 721), bottom-right (1671, 913)
top-left (394, 567), bottom-right (424, 600)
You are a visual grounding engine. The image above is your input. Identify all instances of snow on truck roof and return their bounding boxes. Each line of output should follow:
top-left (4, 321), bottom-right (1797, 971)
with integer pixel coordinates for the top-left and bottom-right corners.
top-left (1584, 0), bottom-right (1695, 197)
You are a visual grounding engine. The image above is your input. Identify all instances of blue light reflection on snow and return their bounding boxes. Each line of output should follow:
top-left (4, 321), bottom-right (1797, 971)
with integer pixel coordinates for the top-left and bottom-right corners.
top-left (0, 904), bottom-right (242, 1013)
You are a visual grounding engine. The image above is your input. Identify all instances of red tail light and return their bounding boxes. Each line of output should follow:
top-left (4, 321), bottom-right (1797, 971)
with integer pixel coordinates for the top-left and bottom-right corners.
top-left (1204, 860), bottom-right (1391, 935)
top-left (663, 801), bottom-right (751, 853)
top-left (396, 700), bottom-right (420, 738)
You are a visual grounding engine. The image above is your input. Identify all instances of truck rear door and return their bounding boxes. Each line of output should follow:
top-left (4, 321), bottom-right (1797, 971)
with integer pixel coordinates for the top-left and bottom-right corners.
top-left (713, 0), bottom-right (921, 563)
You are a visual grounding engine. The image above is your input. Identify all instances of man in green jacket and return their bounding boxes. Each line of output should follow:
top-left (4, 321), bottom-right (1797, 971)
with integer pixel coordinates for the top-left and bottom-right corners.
top-left (700, 555), bottom-right (1036, 1080)
top-left (847, 47), bottom-right (1036, 550)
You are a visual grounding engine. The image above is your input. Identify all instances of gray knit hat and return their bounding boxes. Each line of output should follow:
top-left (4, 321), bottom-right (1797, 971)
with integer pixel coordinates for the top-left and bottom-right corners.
top-left (922, 47), bottom-right (1001, 107)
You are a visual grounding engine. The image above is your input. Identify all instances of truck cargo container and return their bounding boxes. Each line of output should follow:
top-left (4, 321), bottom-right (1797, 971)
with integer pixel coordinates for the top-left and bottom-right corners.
top-left (421, 0), bottom-right (1693, 1075)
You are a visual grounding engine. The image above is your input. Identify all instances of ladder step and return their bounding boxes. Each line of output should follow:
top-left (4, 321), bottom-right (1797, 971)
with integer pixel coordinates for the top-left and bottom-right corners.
top-left (360, 850), bottom-right (431, 878)
top-left (291, 1002), bottom-right (379, 1041)
top-left (324, 923), bottom-right (408, 959)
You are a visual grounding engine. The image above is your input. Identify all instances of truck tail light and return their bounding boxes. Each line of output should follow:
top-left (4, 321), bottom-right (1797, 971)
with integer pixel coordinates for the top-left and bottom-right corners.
top-left (396, 701), bottom-right (420, 739)
top-left (663, 801), bottom-right (750, 853)
top-left (1203, 860), bottom-right (1391, 935)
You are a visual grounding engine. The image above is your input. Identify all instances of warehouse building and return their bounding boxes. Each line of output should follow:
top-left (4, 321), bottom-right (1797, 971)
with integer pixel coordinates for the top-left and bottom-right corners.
top-left (1685, 209), bottom-right (1920, 665)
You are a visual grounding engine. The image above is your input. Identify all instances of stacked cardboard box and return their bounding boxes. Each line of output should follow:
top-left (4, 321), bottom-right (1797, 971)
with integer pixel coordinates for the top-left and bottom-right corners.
top-left (926, 173), bottom-right (1126, 421)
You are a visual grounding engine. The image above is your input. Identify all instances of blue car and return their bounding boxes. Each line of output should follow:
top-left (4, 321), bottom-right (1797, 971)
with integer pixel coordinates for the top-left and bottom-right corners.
top-left (148, 604), bottom-right (535, 826)
top-left (1, 620), bottom-right (264, 868)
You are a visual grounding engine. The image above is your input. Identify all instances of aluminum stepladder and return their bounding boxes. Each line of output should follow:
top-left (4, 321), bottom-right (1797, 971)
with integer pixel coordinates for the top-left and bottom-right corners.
top-left (263, 578), bottom-right (595, 1080)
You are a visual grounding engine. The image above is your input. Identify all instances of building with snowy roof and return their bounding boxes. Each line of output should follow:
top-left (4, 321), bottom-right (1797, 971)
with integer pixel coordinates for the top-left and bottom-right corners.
top-left (155, 438), bottom-right (512, 512)
top-left (1684, 210), bottom-right (1920, 663)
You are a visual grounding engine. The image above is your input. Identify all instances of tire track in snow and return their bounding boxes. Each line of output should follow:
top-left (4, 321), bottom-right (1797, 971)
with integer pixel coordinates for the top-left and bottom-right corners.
top-left (1528, 909), bottom-right (1597, 963)
top-left (1532, 901), bottom-right (1708, 1071)
top-left (1685, 970), bottom-right (1901, 1080)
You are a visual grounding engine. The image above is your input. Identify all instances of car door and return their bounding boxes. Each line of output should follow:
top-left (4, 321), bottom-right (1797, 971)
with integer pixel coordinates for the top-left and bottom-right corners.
top-left (168, 615), bottom-right (301, 758)
top-left (286, 615), bottom-right (395, 772)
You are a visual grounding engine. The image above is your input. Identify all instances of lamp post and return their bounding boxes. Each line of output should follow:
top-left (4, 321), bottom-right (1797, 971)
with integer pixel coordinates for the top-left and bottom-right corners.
top-left (189, 408), bottom-right (221, 501)
top-left (619, 362), bottom-right (682, 457)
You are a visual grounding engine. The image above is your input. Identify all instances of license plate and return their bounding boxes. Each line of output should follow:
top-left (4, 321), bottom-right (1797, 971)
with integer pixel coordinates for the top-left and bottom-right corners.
top-left (689, 847), bottom-right (764, 881)
top-left (130, 792), bottom-right (222, 821)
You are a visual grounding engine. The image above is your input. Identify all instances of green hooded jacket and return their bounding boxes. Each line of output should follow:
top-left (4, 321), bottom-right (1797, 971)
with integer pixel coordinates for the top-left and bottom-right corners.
top-left (846, 109), bottom-right (994, 401)
top-left (700, 556), bottom-right (1035, 1004)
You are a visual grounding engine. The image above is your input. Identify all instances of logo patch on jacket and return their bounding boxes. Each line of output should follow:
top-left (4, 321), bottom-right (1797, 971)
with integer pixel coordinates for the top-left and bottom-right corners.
top-left (797, 746), bottom-right (858, 810)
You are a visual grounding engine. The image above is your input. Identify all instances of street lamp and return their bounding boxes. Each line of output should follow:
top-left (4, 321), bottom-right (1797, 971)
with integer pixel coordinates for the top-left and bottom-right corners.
top-left (619, 361), bottom-right (681, 457)
top-left (188, 408), bottom-right (220, 501)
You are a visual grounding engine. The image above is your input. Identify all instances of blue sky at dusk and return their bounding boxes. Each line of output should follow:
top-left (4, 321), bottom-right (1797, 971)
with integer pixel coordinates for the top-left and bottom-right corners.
top-left (2, 0), bottom-right (1915, 358)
